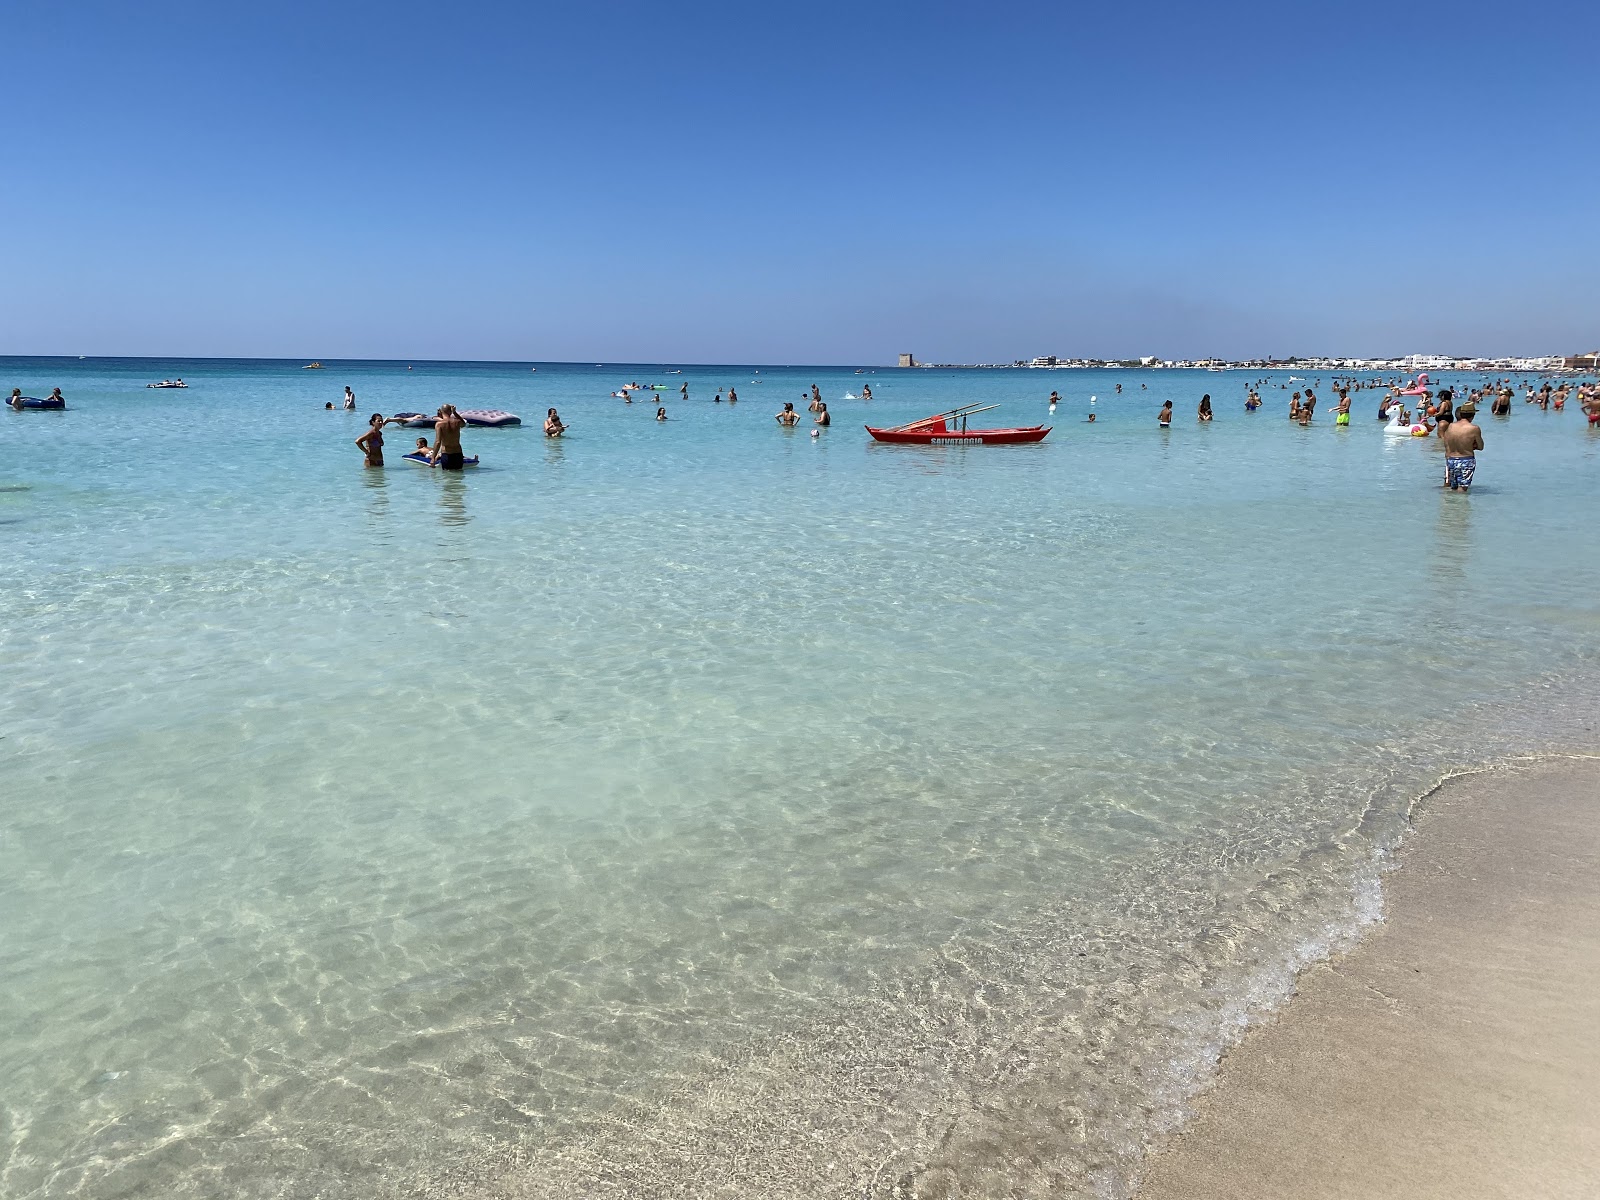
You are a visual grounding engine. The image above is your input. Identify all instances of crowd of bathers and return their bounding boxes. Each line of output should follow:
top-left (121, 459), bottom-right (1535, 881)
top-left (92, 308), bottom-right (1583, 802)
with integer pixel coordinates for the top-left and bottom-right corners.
top-left (1218, 372), bottom-right (1600, 431)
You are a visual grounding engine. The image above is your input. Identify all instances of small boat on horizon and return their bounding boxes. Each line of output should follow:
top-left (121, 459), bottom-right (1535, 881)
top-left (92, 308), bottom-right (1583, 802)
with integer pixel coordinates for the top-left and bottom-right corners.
top-left (303, 362), bottom-right (325, 369)
top-left (866, 403), bottom-right (1050, 445)
top-left (147, 379), bottom-right (188, 389)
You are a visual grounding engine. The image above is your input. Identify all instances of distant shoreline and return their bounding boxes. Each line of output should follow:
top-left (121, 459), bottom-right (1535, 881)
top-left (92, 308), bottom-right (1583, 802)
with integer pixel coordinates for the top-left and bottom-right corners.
top-left (0, 354), bottom-right (1592, 374)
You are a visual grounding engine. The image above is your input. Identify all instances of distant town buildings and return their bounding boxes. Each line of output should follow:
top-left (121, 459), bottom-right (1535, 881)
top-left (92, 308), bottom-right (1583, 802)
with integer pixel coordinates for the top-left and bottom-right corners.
top-left (905, 352), bottom-right (1580, 372)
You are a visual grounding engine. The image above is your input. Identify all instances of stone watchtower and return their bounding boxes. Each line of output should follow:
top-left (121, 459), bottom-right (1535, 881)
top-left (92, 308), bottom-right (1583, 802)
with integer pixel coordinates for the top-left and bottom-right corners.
top-left (897, 352), bottom-right (917, 368)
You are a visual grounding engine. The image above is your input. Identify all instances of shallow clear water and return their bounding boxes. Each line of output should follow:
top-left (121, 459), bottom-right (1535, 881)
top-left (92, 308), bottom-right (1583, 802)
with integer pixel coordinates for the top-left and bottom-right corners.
top-left (2, 358), bottom-right (1598, 1198)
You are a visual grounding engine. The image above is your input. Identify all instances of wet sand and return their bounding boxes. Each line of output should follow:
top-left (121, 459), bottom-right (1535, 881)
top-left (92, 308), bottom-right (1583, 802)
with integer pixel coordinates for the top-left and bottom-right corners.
top-left (1137, 757), bottom-right (1600, 1200)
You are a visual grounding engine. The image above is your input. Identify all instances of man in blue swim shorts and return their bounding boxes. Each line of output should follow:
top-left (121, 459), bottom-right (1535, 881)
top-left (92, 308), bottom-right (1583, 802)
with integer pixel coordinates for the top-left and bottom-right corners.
top-left (1441, 404), bottom-right (1482, 492)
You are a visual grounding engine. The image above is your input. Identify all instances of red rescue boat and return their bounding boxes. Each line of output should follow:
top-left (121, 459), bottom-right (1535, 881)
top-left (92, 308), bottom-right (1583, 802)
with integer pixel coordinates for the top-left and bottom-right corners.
top-left (866, 403), bottom-right (1050, 445)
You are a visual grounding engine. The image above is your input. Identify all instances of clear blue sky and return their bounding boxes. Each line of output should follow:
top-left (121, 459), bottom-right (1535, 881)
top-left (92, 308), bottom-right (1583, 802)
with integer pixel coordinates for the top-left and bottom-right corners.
top-left (3, 1), bottom-right (1595, 363)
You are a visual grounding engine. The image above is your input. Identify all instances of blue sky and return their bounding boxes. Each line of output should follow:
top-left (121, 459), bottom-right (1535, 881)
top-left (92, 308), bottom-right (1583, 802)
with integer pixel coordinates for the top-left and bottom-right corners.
top-left (3, 0), bottom-right (1595, 363)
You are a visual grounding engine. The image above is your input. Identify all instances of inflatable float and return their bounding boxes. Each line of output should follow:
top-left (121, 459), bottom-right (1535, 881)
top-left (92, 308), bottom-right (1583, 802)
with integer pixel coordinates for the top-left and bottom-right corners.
top-left (1398, 372), bottom-right (1432, 397)
top-left (403, 452), bottom-right (479, 467)
top-left (460, 409), bottom-right (520, 427)
top-left (1383, 410), bottom-right (1431, 437)
top-left (9, 395), bottom-right (65, 410)
top-left (390, 409), bottom-right (520, 427)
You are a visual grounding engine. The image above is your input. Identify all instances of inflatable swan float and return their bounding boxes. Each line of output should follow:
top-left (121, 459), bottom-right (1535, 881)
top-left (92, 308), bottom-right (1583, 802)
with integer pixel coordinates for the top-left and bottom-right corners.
top-left (1383, 408), bottom-right (1431, 437)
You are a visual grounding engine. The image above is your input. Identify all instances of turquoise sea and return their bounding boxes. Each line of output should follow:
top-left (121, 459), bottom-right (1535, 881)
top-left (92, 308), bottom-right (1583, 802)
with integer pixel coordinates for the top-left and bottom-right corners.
top-left (3, 357), bottom-right (1598, 1199)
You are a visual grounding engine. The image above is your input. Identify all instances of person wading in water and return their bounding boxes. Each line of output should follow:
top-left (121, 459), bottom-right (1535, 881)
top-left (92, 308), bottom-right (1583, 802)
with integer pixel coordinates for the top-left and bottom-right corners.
top-left (431, 405), bottom-right (467, 469)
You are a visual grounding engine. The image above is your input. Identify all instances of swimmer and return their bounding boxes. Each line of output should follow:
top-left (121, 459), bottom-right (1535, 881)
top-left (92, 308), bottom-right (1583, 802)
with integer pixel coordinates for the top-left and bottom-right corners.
top-left (325, 402), bottom-right (335, 410)
top-left (1086, 412), bottom-right (1096, 423)
top-left (1432, 388), bottom-right (1454, 438)
top-left (1334, 389), bottom-right (1351, 426)
top-left (544, 407), bottom-right (566, 437)
top-left (656, 406), bottom-right (668, 421)
top-left (861, 384), bottom-right (871, 400)
top-left (727, 386), bottom-right (738, 404)
top-left (1158, 400), bottom-right (1172, 427)
top-left (775, 402), bottom-right (800, 426)
top-left (814, 402), bottom-right (830, 427)
top-left (354, 412), bottom-right (395, 467)
top-left (344, 386), bottom-right (356, 410)
top-left (8, 388), bottom-right (22, 410)
top-left (1198, 394), bottom-right (1212, 422)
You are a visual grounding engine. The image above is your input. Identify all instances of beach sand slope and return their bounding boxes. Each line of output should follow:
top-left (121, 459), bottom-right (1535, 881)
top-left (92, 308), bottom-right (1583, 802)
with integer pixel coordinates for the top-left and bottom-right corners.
top-left (1137, 757), bottom-right (1600, 1200)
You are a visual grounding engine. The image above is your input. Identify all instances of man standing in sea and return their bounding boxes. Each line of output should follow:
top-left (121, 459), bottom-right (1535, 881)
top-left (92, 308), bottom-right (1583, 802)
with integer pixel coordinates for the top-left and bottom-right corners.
top-left (431, 404), bottom-right (468, 470)
top-left (1441, 403), bottom-right (1482, 492)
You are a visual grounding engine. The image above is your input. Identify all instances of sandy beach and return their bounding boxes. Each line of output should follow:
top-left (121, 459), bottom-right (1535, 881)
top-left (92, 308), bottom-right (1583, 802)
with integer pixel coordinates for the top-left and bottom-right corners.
top-left (1137, 757), bottom-right (1600, 1200)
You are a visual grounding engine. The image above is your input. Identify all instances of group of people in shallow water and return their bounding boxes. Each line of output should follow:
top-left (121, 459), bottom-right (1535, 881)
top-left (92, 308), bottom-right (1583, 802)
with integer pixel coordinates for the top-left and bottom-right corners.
top-left (1130, 376), bottom-right (1600, 494)
top-left (776, 385), bottom-right (833, 428)
top-left (612, 379), bottom-right (866, 428)
top-left (353, 404), bottom-right (469, 469)
top-left (338, 384), bottom-right (572, 469)
top-left (319, 373), bottom-right (1599, 489)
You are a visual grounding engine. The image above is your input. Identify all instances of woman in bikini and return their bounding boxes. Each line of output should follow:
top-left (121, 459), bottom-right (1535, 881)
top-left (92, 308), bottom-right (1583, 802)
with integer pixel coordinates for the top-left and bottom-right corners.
top-left (355, 413), bottom-right (390, 467)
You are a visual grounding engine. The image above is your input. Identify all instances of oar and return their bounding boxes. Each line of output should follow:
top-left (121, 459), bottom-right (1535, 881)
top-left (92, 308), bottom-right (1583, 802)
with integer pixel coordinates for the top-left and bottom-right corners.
top-left (883, 403), bottom-right (999, 433)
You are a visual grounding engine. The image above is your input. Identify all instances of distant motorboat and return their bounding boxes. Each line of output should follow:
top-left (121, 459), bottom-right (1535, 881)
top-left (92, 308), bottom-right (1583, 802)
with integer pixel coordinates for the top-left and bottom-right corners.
top-left (303, 362), bottom-right (325, 369)
top-left (146, 379), bottom-right (188, 389)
